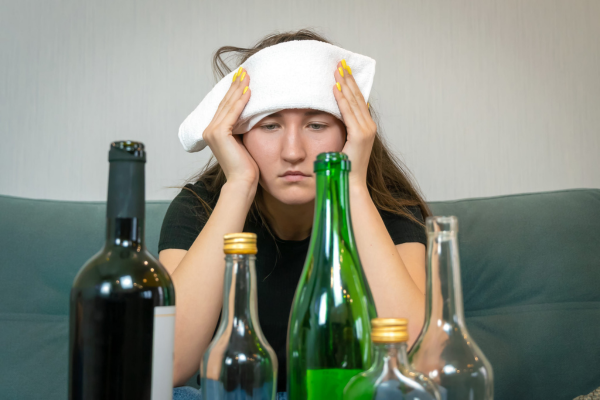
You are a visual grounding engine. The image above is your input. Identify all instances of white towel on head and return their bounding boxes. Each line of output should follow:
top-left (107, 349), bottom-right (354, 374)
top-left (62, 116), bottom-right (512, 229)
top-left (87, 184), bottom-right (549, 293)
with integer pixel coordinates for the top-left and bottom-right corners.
top-left (178, 40), bottom-right (376, 152)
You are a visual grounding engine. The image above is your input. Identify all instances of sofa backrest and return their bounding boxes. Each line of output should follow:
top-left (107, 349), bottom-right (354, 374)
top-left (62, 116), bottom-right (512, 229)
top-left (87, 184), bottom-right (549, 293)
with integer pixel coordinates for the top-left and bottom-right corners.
top-left (1, 189), bottom-right (599, 400)
top-left (0, 197), bottom-right (169, 398)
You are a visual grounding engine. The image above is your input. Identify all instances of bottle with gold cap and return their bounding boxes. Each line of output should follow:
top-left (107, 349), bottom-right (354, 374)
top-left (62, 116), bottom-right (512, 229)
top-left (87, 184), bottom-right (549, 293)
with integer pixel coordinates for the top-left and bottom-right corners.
top-left (201, 233), bottom-right (277, 400)
top-left (343, 318), bottom-right (441, 400)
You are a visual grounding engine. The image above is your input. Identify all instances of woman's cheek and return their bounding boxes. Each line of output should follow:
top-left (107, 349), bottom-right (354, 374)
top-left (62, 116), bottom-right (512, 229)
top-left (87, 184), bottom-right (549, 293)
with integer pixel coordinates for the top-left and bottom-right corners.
top-left (307, 131), bottom-right (345, 156)
top-left (243, 131), bottom-right (277, 178)
top-left (242, 131), bottom-right (264, 161)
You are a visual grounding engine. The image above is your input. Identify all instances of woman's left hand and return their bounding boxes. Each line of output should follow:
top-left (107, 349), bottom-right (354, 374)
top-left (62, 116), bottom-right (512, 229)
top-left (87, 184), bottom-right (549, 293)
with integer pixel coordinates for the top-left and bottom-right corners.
top-left (333, 60), bottom-right (377, 188)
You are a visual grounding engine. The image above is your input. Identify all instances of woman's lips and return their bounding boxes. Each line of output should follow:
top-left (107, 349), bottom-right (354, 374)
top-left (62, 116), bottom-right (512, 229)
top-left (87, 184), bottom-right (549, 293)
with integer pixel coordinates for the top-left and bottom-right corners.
top-left (281, 172), bottom-right (310, 182)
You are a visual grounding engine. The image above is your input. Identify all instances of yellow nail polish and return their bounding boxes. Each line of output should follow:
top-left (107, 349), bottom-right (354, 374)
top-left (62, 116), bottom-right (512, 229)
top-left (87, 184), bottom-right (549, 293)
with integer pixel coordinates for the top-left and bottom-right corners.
top-left (342, 59), bottom-right (347, 70)
top-left (347, 66), bottom-right (353, 75)
top-left (243, 86), bottom-right (249, 94)
top-left (237, 66), bottom-right (243, 75)
top-left (367, 102), bottom-right (370, 108)
top-left (338, 67), bottom-right (344, 77)
top-left (232, 72), bottom-right (238, 82)
top-left (240, 72), bottom-right (246, 82)
top-left (336, 82), bottom-right (341, 92)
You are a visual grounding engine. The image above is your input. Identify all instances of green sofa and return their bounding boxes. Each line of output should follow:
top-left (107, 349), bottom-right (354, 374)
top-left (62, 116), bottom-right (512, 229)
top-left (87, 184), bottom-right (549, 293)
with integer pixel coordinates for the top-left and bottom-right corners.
top-left (1, 189), bottom-right (599, 399)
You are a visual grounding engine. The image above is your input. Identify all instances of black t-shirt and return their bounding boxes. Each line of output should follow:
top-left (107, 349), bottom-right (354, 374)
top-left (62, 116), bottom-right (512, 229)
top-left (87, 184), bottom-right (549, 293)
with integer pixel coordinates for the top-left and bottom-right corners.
top-left (158, 181), bottom-right (427, 392)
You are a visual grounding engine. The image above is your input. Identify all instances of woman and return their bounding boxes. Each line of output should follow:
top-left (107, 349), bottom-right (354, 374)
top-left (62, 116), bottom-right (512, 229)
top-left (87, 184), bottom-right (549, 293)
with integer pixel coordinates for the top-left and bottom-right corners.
top-left (160, 29), bottom-right (430, 399)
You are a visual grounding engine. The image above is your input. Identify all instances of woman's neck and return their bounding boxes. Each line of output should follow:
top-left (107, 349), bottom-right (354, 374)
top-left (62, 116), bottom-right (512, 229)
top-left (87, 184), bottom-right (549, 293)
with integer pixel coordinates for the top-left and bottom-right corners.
top-left (261, 190), bottom-right (314, 241)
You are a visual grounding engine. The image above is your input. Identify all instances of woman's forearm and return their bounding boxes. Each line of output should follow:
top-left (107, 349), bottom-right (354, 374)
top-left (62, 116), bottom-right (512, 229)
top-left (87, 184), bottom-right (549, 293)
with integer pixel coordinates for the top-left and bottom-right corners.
top-left (349, 184), bottom-right (425, 346)
top-left (171, 181), bottom-right (256, 386)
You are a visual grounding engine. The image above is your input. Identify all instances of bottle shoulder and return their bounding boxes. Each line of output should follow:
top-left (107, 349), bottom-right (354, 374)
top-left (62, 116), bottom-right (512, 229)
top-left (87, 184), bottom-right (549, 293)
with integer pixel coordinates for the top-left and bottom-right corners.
top-left (72, 246), bottom-right (173, 290)
top-left (345, 365), bottom-right (440, 400)
top-left (410, 327), bottom-right (491, 374)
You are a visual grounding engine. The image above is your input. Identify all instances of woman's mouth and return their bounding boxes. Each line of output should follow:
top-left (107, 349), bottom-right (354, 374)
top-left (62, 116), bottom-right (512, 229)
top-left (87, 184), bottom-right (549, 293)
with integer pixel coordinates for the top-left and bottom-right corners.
top-left (281, 171), bottom-right (310, 182)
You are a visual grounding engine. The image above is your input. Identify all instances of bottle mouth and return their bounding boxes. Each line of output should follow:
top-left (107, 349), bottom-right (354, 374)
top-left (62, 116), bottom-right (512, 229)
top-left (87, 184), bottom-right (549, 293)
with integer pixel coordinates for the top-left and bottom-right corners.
top-left (426, 216), bottom-right (458, 235)
top-left (109, 141), bottom-right (146, 162)
top-left (313, 152), bottom-right (351, 173)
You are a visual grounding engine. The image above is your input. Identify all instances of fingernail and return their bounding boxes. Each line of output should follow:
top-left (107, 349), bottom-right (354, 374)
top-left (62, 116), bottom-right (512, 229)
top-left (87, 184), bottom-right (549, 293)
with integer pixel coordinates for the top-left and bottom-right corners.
top-left (240, 71), bottom-right (246, 82)
top-left (367, 102), bottom-right (370, 108)
top-left (243, 86), bottom-right (249, 94)
top-left (338, 67), bottom-right (344, 77)
top-left (232, 72), bottom-right (238, 82)
top-left (336, 82), bottom-right (341, 92)
top-left (342, 59), bottom-right (352, 75)
top-left (237, 66), bottom-right (243, 75)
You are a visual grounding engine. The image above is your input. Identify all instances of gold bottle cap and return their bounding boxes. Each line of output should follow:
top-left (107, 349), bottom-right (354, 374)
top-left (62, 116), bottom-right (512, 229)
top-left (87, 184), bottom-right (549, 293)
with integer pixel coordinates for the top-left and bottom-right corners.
top-left (223, 233), bottom-right (257, 255)
top-left (371, 318), bottom-right (409, 343)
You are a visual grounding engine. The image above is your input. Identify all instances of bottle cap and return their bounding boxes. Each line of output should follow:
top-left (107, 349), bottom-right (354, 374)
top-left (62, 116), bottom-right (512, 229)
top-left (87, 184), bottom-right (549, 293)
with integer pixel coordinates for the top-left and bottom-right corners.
top-left (371, 318), bottom-right (409, 343)
top-left (109, 141), bottom-right (146, 162)
top-left (314, 152), bottom-right (351, 172)
top-left (223, 233), bottom-right (257, 254)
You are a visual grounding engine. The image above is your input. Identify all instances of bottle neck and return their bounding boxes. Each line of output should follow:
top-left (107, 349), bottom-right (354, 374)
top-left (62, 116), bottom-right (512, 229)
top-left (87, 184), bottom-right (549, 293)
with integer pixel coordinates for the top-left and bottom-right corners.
top-left (308, 168), bottom-right (356, 259)
top-left (106, 160), bottom-right (145, 248)
top-left (372, 342), bottom-right (410, 374)
top-left (425, 231), bottom-right (465, 331)
top-left (222, 254), bottom-right (260, 334)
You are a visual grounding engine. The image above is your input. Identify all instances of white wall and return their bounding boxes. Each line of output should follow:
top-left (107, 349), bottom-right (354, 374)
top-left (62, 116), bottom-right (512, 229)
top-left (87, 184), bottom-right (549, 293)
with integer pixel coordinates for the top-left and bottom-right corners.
top-left (1, 0), bottom-right (599, 202)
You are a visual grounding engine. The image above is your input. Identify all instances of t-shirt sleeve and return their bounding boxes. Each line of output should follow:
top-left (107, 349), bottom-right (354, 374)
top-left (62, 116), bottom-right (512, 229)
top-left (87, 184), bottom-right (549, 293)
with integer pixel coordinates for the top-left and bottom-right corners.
top-left (158, 182), bottom-right (213, 253)
top-left (378, 206), bottom-right (427, 246)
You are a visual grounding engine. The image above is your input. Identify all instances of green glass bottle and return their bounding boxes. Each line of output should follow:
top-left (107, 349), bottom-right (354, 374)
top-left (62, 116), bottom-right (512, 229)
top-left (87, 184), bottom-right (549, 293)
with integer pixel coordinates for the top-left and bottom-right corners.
top-left (287, 152), bottom-right (377, 400)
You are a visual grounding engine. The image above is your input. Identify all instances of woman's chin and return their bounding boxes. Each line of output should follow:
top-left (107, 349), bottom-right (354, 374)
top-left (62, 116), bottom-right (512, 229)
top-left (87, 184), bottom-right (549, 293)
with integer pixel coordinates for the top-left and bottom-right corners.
top-left (270, 186), bottom-right (315, 206)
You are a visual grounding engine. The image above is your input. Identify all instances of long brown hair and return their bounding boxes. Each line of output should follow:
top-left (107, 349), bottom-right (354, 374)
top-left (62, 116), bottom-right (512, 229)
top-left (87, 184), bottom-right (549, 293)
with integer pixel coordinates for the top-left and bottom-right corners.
top-left (186, 28), bottom-right (430, 229)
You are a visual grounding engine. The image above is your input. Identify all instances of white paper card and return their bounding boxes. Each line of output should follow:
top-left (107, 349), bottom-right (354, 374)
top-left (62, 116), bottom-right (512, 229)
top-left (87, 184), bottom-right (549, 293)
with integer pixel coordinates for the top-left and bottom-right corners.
top-left (151, 305), bottom-right (176, 400)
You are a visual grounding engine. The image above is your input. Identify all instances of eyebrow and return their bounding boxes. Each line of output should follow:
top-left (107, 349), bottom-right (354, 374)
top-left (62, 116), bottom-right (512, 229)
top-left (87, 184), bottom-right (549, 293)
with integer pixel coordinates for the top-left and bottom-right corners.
top-left (266, 110), bottom-right (326, 118)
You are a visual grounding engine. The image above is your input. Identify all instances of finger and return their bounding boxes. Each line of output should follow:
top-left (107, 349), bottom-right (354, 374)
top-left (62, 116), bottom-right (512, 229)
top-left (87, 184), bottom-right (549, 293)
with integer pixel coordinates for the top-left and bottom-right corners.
top-left (214, 72), bottom-right (251, 128)
top-left (339, 60), bottom-right (367, 106)
top-left (332, 83), bottom-right (361, 136)
top-left (215, 67), bottom-right (247, 119)
top-left (338, 61), bottom-right (370, 119)
top-left (335, 63), bottom-right (368, 128)
top-left (218, 85), bottom-right (251, 131)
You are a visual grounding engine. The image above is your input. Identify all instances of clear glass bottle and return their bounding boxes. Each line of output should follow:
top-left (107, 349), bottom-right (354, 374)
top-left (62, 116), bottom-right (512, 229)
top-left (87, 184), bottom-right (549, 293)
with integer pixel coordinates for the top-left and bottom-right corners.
top-left (287, 152), bottom-right (377, 400)
top-left (409, 216), bottom-right (493, 400)
top-left (343, 318), bottom-right (441, 400)
top-left (201, 233), bottom-right (278, 400)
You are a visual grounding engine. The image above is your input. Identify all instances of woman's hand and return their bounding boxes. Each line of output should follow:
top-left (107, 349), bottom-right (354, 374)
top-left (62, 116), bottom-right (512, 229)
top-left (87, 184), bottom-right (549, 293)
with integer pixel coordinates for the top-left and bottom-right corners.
top-left (333, 60), bottom-right (377, 188)
top-left (202, 67), bottom-right (258, 190)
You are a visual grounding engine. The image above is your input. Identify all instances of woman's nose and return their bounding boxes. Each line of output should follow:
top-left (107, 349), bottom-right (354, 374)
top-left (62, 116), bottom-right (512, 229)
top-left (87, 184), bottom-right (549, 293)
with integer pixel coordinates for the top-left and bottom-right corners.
top-left (280, 128), bottom-right (306, 165)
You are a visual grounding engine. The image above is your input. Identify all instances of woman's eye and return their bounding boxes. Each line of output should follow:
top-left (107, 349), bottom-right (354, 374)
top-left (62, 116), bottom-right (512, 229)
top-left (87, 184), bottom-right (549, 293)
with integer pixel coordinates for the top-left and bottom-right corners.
top-left (309, 124), bottom-right (326, 130)
top-left (262, 124), bottom-right (279, 131)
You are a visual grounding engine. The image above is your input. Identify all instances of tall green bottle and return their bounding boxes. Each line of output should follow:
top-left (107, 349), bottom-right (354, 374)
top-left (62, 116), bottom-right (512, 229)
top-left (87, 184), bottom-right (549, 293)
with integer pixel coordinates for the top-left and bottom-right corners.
top-left (287, 152), bottom-right (377, 400)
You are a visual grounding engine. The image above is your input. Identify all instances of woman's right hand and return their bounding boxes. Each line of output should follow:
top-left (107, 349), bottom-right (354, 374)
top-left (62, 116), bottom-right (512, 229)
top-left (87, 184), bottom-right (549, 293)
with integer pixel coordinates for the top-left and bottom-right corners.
top-left (202, 67), bottom-right (258, 189)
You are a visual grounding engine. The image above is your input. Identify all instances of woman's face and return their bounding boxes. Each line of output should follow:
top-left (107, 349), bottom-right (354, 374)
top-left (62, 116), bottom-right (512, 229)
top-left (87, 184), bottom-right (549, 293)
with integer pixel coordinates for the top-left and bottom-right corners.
top-left (242, 108), bottom-right (346, 205)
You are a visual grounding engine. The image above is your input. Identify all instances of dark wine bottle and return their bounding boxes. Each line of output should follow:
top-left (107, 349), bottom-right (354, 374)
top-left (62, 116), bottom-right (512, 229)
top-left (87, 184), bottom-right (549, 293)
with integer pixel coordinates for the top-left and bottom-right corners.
top-left (68, 141), bottom-right (176, 400)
